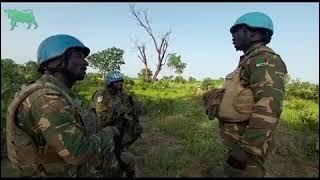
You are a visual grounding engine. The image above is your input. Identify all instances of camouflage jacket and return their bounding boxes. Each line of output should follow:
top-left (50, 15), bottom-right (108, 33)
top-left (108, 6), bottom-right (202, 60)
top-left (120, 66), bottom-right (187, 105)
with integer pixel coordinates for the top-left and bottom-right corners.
top-left (238, 43), bottom-right (288, 158)
top-left (13, 74), bottom-right (115, 176)
top-left (92, 88), bottom-right (142, 148)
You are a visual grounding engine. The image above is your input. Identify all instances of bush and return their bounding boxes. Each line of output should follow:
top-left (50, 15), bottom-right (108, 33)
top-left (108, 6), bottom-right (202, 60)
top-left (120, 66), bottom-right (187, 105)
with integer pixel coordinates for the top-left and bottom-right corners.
top-left (137, 68), bottom-right (153, 82)
top-left (285, 80), bottom-right (319, 101)
top-left (150, 80), bottom-right (170, 91)
top-left (188, 76), bottom-right (197, 83)
top-left (85, 73), bottom-right (103, 83)
top-left (123, 76), bottom-right (135, 92)
top-left (201, 78), bottom-right (214, 90)
top-left (124, 76), bottom-right (135, 86)
top-left (135, 80), bottom-right (151, 90)
top-left (161, 76), bottom-right (174, 82)
top-left (173, 76), bottom-right (186, 84)
top-left (200, 78), bottom-right (224, 90)
top-left (281, 99), bottom-right (319, 132)
top-left (300, 110), bottom-right (319, 131)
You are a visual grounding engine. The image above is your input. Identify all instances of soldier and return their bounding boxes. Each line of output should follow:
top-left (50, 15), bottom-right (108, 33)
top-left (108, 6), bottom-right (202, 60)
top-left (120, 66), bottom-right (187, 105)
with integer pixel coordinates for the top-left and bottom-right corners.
top-left (6, 34), bottom-right (124, 177)
top-left (203, 12), bottom-right (287, 177)
top-left (92, 70), bottom-right (143, 177)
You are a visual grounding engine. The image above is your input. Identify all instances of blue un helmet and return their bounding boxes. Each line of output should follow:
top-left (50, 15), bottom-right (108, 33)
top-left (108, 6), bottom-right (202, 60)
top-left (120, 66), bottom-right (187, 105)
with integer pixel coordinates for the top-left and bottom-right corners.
top-left (230, 12), bottom-right (274, 36)
top-left (37, 34), bottom-right (90, 66)
top-left (105, 70), bottom-right (124, 86)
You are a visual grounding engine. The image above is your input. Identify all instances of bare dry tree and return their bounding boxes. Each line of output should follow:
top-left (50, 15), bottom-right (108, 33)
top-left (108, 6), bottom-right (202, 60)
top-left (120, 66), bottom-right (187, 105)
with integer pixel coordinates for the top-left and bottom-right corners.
top-left (134, 41), bottom-right (150, 81)
top-left (129, 4), bottom-right (171, 82)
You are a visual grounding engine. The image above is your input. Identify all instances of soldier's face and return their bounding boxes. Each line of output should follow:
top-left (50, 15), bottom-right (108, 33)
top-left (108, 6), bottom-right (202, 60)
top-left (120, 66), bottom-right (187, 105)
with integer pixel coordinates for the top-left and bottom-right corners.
top-left (113, 81), bottom-right (124, 93)
top-left (67, 50), bottom-right (88, 80)
top-left (231, 25), bottom-right (251, 51)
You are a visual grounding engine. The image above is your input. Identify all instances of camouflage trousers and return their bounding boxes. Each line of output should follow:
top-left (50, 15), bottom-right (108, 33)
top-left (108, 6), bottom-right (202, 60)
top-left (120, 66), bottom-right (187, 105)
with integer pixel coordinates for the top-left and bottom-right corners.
top-left (10, 151), bottom-right (135, 177)
top-left (9, 161), bottom-right (79, 177)
top-left (77, 151), bottom-right (136, 177)
top-left (218, 120), bottom-right (266, 177)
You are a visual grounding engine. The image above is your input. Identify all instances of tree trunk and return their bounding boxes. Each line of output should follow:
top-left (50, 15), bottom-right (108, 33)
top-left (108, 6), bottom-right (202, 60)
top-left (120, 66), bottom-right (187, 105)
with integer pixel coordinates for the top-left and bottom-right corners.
top-left (144, 64), bottom-right (149, 82)
top-left (129, 4), bottom-right (171, 84)
top-left (99, 71), bottom-right (105, 87)
top-left (152, 64), bottom-right (161, 82)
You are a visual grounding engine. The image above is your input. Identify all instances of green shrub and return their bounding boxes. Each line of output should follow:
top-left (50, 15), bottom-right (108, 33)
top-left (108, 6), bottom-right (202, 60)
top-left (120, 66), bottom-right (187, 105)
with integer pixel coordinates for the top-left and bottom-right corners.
top-left (285, 80), bottom-right (319, 100)
top-left (188, 76), bottom-right (197, 83)
top-left (281, 99), bottom-right (319, 132)
top-left (173, 76), bottom-right (186, 84)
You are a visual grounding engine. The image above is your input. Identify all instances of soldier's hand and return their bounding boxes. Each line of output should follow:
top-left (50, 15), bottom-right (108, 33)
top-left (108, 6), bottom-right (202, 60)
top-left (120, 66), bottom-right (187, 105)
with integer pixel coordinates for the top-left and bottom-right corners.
top-left (111, 127), bottom-right (121, 144)
top-left (202, 88), bottom-right (225, 120)
top-left (227, 144), bottom-right (249, 170)
top-left (111, 126), bottom-right (122, 159)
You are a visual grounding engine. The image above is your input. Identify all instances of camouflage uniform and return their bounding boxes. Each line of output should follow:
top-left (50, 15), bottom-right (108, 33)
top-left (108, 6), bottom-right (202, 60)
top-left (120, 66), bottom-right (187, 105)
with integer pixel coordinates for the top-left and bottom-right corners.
top-left (219, 43), bottom-right (287, 176)
top-left (6, 74), bottom-right (118, 177)
top-left (92, 87), bottom-right (142, 176)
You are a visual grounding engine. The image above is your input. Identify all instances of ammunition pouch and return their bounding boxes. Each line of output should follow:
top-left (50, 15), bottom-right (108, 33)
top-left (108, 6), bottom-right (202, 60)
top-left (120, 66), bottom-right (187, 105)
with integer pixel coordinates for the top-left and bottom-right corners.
top-left (203, 88), bottom-right (225, 120)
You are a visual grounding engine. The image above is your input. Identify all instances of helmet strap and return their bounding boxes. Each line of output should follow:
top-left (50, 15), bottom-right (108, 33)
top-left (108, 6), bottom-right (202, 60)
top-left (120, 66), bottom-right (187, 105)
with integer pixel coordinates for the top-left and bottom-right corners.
top-left (62, 53), bottom-right (70, 74)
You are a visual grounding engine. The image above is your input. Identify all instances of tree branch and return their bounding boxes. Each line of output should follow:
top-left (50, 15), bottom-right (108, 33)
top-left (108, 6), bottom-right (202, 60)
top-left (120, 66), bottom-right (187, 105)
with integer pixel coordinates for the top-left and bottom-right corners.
top-left (129, 4), bottom-right (158, 51)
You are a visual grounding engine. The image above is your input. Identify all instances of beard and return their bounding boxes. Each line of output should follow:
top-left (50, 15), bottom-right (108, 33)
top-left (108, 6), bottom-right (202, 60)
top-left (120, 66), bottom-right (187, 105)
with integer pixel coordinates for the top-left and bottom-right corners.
top-left (66, 70), bottom-right (85, 81)
top-left (234, 40), bottom-right (250, 51)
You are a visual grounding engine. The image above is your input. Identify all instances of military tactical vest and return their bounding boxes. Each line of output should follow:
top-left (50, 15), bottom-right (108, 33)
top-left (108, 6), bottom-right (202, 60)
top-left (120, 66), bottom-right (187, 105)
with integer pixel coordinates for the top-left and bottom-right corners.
top-left (217, 46), bottom-right (278, 122)
top-left (6, 78), bottom-right (97, 174)
top-left (92, 88), bottom-right (142, 149)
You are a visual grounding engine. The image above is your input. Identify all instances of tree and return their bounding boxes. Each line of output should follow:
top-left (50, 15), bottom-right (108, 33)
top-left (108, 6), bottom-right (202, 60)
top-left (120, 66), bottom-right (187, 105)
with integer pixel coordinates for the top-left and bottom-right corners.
top-left (1, 59), bottom-right (26, 89)
top-left (1, 59), bottom-right (25, 127)
top-left (188, 76), bottom-right (197, 83)
top-left (173, 76), bottom-right (186, 84)
top-left (129, 4), bottom-right (171, 83)
top-left (162, 75), bottom-right (174, 82)
top-left (20, 60), bottom-right (41, 83)
top-left (284, 73), bottom-right (291, 86)
top-left (87, 47), bottom-right (125, 81)
top-left (167, 53), bottom-right (187, 83)
top-left (135, 41), bottom-right (150, 81)
top-left (137, 68), bottom-right (153, 82)
top-left (201, 78), bottom-right (215, 90)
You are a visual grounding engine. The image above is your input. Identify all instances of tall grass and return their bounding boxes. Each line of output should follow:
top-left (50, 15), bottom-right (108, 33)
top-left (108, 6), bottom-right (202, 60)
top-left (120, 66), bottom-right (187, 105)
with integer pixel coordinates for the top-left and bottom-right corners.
top-left (73, 79), bottom-right (319, 163)
top-left (281, 99), bottom-right (319, 132)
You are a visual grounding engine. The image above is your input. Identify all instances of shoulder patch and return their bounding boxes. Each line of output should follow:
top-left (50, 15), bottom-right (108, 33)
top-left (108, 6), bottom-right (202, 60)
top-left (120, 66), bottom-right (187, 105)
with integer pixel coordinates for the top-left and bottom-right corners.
top-left (46, 89), bottom-right (62, 96)
top-left (97, 95), bottom-right (103, 103)
top-left (256, 58), bottom-right (268, 67)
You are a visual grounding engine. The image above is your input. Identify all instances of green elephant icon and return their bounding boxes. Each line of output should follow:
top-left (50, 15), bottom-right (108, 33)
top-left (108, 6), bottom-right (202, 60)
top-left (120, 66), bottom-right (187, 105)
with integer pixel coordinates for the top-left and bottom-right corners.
top-left (4, 9), bottom-right (38, 31)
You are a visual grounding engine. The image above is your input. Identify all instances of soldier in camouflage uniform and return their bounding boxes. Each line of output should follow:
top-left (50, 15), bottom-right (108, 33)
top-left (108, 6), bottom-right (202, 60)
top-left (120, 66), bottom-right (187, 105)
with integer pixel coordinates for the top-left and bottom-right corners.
top-left (91, 70), bottom-right (143, 177)
top-left (6, 34), bottom-right (125, 177)
top-left (203, 12), bottom-right (287, 177)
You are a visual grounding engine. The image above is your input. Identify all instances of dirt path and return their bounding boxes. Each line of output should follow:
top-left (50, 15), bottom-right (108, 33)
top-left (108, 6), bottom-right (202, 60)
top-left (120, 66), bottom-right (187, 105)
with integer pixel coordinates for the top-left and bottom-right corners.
top-left (1, 117), bottom-right (319, 177)
top-left (131, 128), bottom-right (319, 177)
top-left (131, 116), bottom-right (319, 177)
top-left (264, 130), bottom-right (319, 177)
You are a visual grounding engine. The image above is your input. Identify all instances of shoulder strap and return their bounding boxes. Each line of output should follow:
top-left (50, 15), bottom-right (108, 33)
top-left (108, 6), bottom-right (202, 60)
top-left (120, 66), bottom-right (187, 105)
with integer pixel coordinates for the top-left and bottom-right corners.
top-left (6, 83), bottom-right (45, 127)
top-left (247, 46), bottom-right (278, 60)
top-left (6, 82), bottom-right (45, 163)
top-left (44, 82), bottom-right (79, 108)
top-left (92, 89), bottom-right (99, 101)
top-left (240, 46), bottom-right (279, 69)
top-left (6, 81), bottom-right (81, 164)
top-left (91, 88), bottom-right (107, 100)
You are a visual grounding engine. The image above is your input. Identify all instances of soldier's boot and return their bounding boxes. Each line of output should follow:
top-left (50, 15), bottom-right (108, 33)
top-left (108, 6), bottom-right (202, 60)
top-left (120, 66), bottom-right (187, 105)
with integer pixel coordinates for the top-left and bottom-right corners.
top-left (119, 152), bottom-right (136, 178)
top-left (223, 157), bottom-right (265, 177)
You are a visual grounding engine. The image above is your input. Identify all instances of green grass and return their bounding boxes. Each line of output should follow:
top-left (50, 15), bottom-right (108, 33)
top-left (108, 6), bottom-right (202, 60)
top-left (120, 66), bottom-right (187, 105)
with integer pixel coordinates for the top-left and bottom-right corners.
top-left (129, 82), bottom-right (226, 175)
top-left (281, 98), bottom-right (319, 132)
top-left (75, 79), bottom-right (319, 158)
top-left (148, 149), bottom-right (192, 176)
top-left (51, 80), bottom-right (320, 174)
top-left (133, 82), bottom-right (319, 164)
